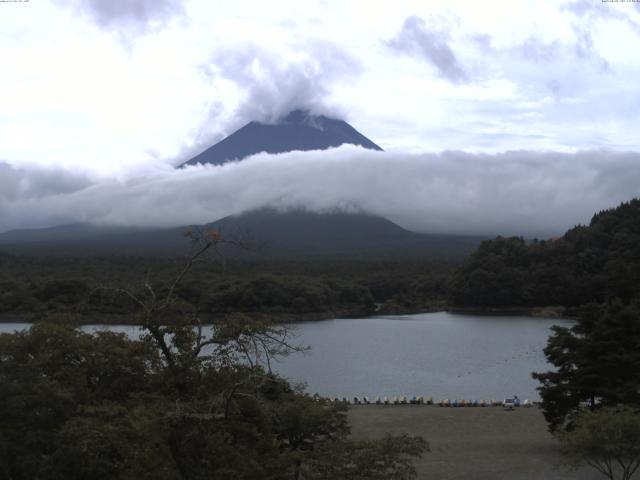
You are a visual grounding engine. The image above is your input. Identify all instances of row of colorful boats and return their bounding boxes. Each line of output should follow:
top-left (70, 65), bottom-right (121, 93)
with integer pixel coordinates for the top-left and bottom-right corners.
top-left (327, 396), bottom-right (536, 407)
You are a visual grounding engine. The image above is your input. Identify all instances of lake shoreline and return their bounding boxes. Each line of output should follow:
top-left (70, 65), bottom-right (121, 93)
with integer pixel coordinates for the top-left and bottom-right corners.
top-left (2, 311), bottom-right (569, 401)
top-left (0, 305), bottom-right (571, 325)
top-left (447, 305), bottom-right (569, 318)
top-left (0, 308), bottom-right (375, 326)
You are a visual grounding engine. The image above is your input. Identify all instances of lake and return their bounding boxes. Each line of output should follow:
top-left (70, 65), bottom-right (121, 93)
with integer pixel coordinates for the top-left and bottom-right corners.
top-left (0, 312), bottom-right (570, 401)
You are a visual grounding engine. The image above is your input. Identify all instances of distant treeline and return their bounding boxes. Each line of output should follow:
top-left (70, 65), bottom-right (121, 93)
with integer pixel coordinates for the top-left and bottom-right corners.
top-left (451, 199), bottom-right (640, 308)
top-left (0, 256), bottom-right (454, 322)
top-left (5, 199), bottom-right (638, 321)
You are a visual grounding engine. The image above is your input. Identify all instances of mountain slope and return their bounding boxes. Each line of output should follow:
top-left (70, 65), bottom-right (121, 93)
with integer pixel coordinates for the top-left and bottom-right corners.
top-left (180, 110), bottom-right (382, 167)
top-left (211, 209), bottom-right (482, 259)
top-left (0, 209), bottom-right (483, 260)
top-left (0, 111), bottom-right (486, 259)
top-left (0, 224), bottom-right (138, 244)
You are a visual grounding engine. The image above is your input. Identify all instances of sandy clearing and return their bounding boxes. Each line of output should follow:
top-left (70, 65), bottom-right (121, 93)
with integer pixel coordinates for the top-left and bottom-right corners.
top-left (348, 405), bottom-right (602, 480)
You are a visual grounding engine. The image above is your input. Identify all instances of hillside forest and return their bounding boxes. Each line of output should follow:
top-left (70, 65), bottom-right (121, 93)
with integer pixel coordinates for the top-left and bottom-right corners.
top-left (1, 199), bottom-right (640, 323)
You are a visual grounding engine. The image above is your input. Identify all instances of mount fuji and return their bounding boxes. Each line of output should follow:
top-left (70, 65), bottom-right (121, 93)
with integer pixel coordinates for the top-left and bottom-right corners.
top-left (0, 111), bottom-right (483, 258)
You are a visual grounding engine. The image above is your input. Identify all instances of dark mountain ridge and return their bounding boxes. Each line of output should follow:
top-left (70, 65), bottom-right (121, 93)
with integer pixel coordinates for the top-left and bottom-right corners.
top-left (0, 209), bottom-right (483, 260)
top-left (0, 110), bottom-right (485, 259)
top-left (179, 110), bottom-right (382, 167)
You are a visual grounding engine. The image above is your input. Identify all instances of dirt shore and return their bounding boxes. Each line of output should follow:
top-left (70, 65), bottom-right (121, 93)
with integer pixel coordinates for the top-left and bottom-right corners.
top-left (348, 405), bottom-right (600, 480)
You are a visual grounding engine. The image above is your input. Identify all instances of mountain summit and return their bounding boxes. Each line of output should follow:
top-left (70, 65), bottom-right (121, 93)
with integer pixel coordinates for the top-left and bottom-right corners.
top-left (0, 109), bottom-right (484, 258)
top-left (179, 110), bottom-right (383, 167)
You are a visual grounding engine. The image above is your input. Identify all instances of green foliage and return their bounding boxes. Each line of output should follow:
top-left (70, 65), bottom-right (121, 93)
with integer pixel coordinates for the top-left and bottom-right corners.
top-left (557, 405), bottom-right (640, 480)
top-left (0, 323), bottom-right (161, 479)
top-left (0, 320), bottom-right (426, 479)
top-left (0, 256), bottom-right (455, 321)
top-left (451, 199), bottom-right (640, 308)
top-left (533, 303), bottom-right (640, 431)
top-left (204, 275), bottom-right (374, 315)
top-left (0, 243), bottom-right (427, 479)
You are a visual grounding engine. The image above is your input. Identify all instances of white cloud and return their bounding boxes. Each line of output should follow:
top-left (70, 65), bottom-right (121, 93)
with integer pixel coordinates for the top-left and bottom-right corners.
top-left (1, 0), bottom-right (639, 172)
top-left (1, 148), bottom-right (639, 238)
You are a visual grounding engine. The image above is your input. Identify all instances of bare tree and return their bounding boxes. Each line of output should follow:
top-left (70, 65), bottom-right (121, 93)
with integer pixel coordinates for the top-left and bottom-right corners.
top-left (100, 227), bottom-right (306, 416)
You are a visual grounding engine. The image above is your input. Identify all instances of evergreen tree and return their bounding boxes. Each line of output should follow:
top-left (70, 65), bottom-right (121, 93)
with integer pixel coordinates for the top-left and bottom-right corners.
top-left (533, 302), bottom-right (640, 431)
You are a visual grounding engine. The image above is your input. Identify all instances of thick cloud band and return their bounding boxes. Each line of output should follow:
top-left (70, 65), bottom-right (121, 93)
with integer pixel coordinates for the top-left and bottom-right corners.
top-left (1, 147), bottom-right (639, 237)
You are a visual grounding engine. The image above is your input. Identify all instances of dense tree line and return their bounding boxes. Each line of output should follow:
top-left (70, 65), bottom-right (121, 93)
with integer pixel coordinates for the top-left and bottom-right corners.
top-left (451, 199), bottom-right (640, 308)
top-left (511, 204), bottom-right (640, 476)
top-left (0, 237), bottom-right (427, 479)
top-left (0, 255), bottom-right (454, 322)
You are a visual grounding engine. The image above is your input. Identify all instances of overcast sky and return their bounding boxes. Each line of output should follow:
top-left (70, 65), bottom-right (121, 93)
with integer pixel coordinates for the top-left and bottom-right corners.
top-left (1, 0), bottom-right (640, 235)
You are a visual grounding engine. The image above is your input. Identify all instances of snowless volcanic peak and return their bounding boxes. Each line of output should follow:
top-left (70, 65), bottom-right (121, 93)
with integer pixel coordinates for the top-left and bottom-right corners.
top-left (179, 109), bottom-right (383, 167)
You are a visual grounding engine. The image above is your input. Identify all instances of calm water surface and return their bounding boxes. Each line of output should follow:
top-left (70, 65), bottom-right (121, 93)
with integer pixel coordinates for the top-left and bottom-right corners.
top-left (273, 312), bottom-right (571, 400)
top-left (0, 312), bottom-right (571, 400)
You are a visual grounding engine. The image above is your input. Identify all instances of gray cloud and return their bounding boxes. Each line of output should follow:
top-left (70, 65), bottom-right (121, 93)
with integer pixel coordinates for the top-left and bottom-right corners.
top-left (475, 27), bottom-right (609, 74)
top-left (61, 0), bottom-right (185, 34)
top-left (563, 0), bottom-right (638, 19)
top-left (207, 41), bottom-right (360, 125)
top-left (386, 16), bottom-right (467, 83)
top-left (562, 0), bottom-right (593, 17)
top-left (572, 25), bottom-right (611, 71)
top-left (470, 33), bottom-right (492, 52)
top-left (0, 162), bottom-right (92, 202)
top-left (177, 40), bottom-right (362, 165)
top-left (453, 19), bottom-right (625, 148)
top-left (0, 162), bottom-right (95, 230)
top-left (562, 0), bottom-right (640, 35)
top-left (1, 149), bottom-right (640, 238)
top-left (519, 37), bottom-right (561, 63)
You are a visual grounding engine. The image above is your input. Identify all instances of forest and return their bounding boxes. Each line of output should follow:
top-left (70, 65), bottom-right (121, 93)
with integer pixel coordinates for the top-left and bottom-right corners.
top-left (450, 199), bottom-right (640, 309)
top-left (0, 255), bottom-right (453, 323)
top-left (2, 199), bottom-right (640, 324)
top-left (0, 237), bottom-right (427, 479)
top-left (3, 201), bottom-right (640, 478)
